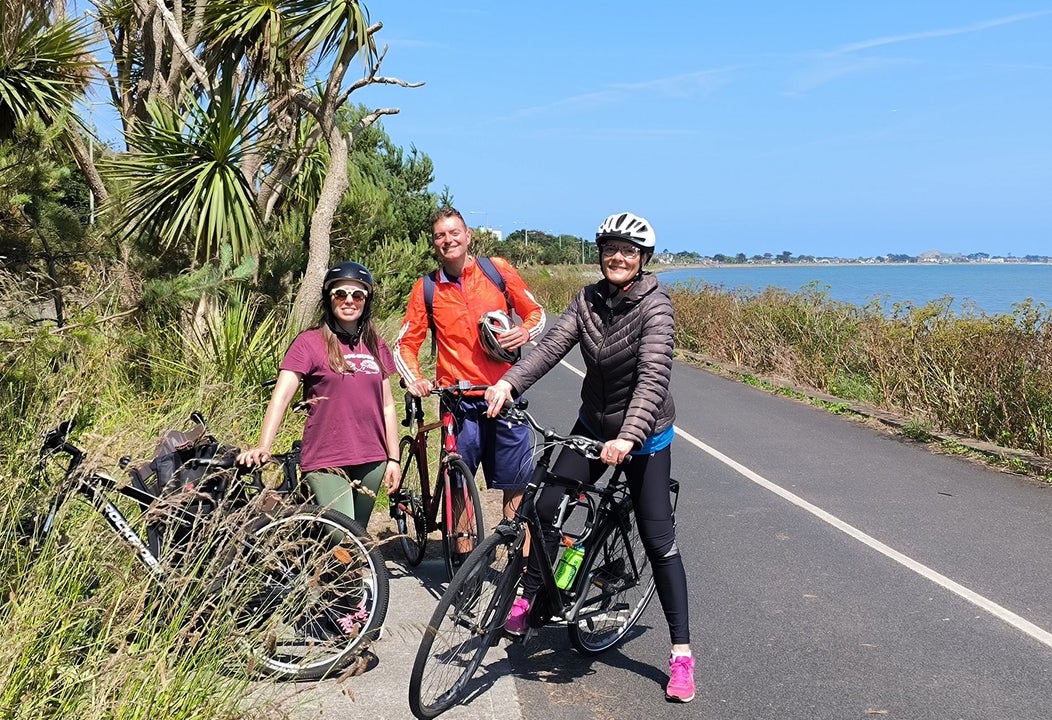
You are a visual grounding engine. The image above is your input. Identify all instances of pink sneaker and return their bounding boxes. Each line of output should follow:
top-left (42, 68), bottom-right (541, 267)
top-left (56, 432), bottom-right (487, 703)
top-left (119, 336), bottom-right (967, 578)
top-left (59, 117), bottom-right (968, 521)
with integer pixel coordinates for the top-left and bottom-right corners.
top-left (666, 654), bottom-right (695, 702)
top-left (336, 601), bottom-right (369, 635)
top-left (504, 597), bottom-right (530, 635)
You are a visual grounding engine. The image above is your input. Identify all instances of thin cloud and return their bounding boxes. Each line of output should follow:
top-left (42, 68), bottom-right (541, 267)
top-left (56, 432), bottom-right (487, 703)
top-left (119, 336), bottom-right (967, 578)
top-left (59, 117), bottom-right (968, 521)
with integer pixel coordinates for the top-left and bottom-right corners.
top-left (831, 11), bottom-right (1052, 55)
top-left (505, 67), bottom-right (739, 120)
top-left (785, 56), bottom-right (915, 96)
top-left (787, 11), bottom-right (1052, 95)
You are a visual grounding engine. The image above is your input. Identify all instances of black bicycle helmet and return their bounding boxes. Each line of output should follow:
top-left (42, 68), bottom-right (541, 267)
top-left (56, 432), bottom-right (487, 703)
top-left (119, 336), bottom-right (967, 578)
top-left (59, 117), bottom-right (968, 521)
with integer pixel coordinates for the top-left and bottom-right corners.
top-left (323, 261), bottom-right (375, 296)
top-left (322, 261), bottom-right (376, 341)
top-left (478, 310), bottom-right (520, 364)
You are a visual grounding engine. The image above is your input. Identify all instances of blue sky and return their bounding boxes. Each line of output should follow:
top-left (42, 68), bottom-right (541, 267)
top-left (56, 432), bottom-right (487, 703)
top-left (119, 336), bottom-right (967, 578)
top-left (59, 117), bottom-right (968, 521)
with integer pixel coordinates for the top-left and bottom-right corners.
top-left (350, 2), bottom-right (1052, 257)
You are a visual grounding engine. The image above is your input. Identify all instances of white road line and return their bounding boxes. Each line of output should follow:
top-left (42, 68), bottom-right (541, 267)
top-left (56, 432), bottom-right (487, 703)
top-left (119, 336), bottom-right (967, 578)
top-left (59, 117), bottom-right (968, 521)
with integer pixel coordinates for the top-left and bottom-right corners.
top-left (556, 357), bottom-right (1052, 650)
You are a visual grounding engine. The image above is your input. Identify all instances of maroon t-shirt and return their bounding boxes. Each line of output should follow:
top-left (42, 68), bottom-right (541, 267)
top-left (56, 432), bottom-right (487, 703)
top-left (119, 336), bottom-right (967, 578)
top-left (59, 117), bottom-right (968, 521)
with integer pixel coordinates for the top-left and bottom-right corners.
top-left (280, 328), bottom-right (394, 473)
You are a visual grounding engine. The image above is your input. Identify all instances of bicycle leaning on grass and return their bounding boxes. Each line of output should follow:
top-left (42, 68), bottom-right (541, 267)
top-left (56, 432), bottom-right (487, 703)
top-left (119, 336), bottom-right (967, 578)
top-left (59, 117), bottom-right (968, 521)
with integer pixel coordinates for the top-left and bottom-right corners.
top-left (408, 402), bottom-right (679, 718)
top-left (388, 381), bottom-right (488, 580)
top-left (16, 413), bottom-right (389, 682)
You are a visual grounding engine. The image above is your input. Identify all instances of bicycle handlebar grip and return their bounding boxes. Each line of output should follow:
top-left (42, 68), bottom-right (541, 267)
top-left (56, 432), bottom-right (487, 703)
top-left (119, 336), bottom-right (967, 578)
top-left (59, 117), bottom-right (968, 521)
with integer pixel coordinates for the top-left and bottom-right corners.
top-left (192, 455), bottom-right (238, 470)
top-left (41, 420), bottom-right (74, 453)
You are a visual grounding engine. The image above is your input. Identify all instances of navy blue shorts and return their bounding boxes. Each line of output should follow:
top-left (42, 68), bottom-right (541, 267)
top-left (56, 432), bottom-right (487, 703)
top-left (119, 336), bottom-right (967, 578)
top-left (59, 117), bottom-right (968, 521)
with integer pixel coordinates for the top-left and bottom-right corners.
top-left (451, 398), bottom-right (533, 490)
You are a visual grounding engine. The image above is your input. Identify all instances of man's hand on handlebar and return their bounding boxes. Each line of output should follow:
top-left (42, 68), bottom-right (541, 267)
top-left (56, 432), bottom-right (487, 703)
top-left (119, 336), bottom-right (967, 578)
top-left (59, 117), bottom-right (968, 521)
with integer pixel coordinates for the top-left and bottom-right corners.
top-left (484, 380), bottom-right (515, 418)
top-left (406, 378), bottom-right (434, 398)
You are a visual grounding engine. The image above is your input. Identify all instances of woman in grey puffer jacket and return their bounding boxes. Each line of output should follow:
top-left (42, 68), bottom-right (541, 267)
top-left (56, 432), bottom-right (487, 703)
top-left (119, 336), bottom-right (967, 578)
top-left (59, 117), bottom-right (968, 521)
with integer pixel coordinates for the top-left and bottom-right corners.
top-left (485, 212), bottom-right (695, 703)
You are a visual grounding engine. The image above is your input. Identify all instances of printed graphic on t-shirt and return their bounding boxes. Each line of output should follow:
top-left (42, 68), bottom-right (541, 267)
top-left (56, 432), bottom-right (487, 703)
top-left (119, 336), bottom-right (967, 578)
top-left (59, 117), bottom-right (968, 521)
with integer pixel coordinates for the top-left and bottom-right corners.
top-left (344, 352), bottom-right (381, 375)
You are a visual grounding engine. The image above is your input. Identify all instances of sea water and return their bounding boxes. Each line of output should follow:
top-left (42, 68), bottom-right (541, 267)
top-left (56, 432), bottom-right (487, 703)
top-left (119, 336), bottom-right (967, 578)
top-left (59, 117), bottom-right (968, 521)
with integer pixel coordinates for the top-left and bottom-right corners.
top-left (659, 263), bottom-right (1052, 316)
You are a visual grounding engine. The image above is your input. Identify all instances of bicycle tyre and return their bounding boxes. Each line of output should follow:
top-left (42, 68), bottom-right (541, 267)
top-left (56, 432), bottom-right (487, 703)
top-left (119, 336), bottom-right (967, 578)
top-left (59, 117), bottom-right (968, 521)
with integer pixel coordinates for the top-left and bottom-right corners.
top-left (211, 504), bottom-right (390, 681)
top-left (440, 457), bottom-right (485, 581)
top-left (409, 528), bottom-right (523, 719)
top-left (395, 436), bottom-right (427, 566)
top-left (567, 509), bottom-right (656, 655)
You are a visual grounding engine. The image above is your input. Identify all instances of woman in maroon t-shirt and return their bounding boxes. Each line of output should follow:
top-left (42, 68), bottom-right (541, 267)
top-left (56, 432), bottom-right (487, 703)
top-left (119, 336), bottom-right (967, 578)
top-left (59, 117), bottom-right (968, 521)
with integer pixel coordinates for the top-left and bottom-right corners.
top-left (238, 262), bottom-right (401, 525)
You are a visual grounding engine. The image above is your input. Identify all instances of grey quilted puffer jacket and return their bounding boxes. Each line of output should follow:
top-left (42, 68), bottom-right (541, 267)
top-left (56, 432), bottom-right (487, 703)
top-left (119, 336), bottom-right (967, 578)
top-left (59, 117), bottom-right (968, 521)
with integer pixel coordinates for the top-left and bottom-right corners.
top-left (502, 272), bottom-right (675, 448)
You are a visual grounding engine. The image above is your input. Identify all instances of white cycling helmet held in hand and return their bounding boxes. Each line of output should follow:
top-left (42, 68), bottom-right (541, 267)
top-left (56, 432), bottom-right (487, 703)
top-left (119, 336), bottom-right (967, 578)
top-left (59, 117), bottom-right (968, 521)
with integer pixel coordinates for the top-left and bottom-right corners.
top-left (478, 310), bottom-right (520, 364)
top-left (595, 211), bottom-right (656, 252)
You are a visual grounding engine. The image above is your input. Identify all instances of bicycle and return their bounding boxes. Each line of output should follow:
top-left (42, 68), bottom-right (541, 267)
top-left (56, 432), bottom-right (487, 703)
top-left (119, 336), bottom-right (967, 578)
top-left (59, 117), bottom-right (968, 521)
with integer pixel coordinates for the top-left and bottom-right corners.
top-left (17, 413), bottom-right (389, 682)
top-left (389, 381), bottom-right (489, 580)
top-left (408, 403), bottom-right (679, 718)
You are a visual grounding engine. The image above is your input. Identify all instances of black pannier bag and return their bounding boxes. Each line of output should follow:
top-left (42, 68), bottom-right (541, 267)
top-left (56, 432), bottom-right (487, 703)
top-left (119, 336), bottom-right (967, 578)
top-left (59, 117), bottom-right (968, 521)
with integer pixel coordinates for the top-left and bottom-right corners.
top-left (130, 423), bottom-right (241, 562)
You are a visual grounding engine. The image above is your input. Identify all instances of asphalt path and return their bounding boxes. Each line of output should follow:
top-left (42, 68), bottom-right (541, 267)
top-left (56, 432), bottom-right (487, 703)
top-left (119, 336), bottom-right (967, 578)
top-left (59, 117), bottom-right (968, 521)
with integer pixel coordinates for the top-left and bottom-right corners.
top-left (283, 346), bottom-right (1052, 719)
top-left (502, 347), bottom-right (1052, 720)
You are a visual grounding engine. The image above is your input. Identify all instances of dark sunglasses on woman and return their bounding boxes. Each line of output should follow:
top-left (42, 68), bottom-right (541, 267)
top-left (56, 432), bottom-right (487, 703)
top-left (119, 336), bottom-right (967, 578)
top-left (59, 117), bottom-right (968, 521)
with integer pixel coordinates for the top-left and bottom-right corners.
top-left (331, 288), bottom-right (369, 302)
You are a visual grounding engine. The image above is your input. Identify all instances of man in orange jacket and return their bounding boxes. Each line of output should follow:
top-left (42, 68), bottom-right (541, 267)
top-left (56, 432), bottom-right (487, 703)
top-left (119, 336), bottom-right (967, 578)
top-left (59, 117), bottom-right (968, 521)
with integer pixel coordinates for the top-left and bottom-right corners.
top-left (394, 206), bottom-right (546, 565)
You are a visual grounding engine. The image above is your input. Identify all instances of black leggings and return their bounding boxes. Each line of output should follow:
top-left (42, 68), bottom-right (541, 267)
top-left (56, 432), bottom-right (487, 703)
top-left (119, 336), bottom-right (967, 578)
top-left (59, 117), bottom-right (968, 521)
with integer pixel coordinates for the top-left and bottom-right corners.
top-left (520, 421), bottom-right (691, 645)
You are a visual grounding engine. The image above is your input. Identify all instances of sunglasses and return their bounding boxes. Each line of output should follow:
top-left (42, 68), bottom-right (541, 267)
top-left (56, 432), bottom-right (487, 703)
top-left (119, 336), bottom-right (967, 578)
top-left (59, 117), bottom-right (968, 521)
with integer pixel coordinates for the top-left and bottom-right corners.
top-left (331, 287), bottom-right (369, 302)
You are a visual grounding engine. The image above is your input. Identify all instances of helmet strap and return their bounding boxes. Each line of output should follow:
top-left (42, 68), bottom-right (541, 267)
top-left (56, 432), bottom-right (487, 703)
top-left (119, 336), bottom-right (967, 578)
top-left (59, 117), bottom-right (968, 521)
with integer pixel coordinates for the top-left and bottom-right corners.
top-left (327, 317), bottom-right (363, 349)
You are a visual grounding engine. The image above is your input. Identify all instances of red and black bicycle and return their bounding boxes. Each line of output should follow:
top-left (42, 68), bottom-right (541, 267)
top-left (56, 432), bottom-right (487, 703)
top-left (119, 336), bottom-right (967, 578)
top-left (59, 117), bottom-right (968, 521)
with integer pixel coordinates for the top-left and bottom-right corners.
top-left (389, 381), bottom-right (487, 580)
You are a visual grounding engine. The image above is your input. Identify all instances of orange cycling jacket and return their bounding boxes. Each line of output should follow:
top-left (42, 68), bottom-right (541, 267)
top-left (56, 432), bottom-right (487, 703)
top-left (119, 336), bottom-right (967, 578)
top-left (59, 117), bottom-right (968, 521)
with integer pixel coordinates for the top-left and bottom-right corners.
top-left (394, 256), bottom-right (546, 387)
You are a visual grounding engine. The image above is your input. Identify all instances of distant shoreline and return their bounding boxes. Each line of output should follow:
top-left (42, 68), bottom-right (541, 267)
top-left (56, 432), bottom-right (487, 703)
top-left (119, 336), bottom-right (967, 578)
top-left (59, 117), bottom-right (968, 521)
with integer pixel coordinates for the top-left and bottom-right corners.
top-left (651, 261), bottom-right (1052, 273)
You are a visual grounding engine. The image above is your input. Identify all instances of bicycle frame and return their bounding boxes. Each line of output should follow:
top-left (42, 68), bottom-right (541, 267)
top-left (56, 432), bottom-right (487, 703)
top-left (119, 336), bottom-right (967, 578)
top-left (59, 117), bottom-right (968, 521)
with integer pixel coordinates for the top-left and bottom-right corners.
top-left (391, 382), bottom-right (489, 577)
top-left (497, 406), bottom-right (677, 628)
top-left (396, 384), bottom-right (486, 536)
top-left (28, 419), bottom-right (265, 577)
top-left (399, 394), bottom-right (443, 534)
top-left (503, 461), bottom-right (629, 622)
top-left (30, 437), bottom-right (168, 574)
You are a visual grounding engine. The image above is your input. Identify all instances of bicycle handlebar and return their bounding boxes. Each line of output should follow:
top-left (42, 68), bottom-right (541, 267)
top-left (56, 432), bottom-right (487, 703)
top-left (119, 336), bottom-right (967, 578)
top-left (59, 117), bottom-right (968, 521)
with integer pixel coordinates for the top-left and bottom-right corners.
top-left (498, 405), bottom-right (605, 461)
top-left (399, 379), bottom-right (491, 398)
top-left (400, 381), bottom-right (491, 427)
top-left (428, 381), bottom-right (490, 396)
top-left (36, 421), bottom-right (87, 471)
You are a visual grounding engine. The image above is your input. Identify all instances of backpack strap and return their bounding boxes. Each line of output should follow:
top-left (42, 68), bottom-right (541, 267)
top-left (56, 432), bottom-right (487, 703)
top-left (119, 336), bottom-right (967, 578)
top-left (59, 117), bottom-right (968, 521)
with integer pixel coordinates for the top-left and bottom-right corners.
top-left (422, 270), bottom-right (438, 357)
top-left (421, 258), bottom-right (512, 357)
top-left (475, 256), bottom-right (513, 314)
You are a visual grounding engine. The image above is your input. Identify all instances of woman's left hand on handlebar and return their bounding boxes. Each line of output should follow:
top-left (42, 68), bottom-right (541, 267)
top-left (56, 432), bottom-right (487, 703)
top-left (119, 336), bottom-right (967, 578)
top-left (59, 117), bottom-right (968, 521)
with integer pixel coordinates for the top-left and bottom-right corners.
top-left (600, 438), bottom-right (633, 466)
top-left (484, 380), bottom-right (514, 418)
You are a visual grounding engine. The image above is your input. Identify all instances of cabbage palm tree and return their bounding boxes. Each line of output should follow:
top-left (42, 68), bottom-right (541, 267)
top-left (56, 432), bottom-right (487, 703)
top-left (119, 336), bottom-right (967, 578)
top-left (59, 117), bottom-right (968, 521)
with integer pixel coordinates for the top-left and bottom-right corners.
top-left (104, 73), bottom-right (265, 267)
top-left (97, 0), bottom-right (419, 328)
top-left (0, 2), bottom-right (106, 204)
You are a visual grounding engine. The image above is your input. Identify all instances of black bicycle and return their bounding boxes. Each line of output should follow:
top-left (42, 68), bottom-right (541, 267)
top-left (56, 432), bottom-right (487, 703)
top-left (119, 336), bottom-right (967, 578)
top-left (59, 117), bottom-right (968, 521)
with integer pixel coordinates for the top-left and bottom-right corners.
top-left (408, 404), bottom-right (679, 718)
top-left (17, 413), bottom-right (389, 682)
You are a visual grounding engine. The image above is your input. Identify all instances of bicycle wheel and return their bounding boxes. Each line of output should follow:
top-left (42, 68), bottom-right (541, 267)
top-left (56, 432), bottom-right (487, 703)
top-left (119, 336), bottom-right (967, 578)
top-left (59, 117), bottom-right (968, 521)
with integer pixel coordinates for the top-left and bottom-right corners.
top-left (567, 510), bottom-right (656, 655)
top-left (394, 436), bottom-right (427, 566)
top-left (440, 457), bottom-right (485, 581)
top-left (409, 528), bottom-right (523, 719)
top-left (212, 504), bottom-right (390, 681)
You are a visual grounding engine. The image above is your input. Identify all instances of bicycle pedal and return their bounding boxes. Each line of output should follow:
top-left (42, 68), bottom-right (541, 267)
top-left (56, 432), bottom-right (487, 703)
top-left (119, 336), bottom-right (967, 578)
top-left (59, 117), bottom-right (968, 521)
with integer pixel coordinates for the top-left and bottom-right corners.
top-left (503, 628), bottom-right (528, 644)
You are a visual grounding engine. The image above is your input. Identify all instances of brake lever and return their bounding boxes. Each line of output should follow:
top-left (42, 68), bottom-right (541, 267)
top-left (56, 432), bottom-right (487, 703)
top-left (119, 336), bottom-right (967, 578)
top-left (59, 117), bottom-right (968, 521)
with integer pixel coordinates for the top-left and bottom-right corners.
top-left (498, 404), bottom-right (527, 424)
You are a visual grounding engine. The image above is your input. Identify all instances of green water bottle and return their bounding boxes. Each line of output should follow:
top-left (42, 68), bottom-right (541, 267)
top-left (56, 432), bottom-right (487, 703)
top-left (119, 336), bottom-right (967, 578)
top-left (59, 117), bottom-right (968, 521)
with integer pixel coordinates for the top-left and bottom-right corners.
top-left (554, 540), bottom-right (585, 590)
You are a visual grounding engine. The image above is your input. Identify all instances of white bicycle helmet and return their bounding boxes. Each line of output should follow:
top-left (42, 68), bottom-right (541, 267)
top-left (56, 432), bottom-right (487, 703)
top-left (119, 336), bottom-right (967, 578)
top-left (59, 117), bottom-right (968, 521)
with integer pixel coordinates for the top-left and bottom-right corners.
top-left (478, 310), bottom-right (520, 364)
top-left (595, 212), bottom-right (656, 250)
